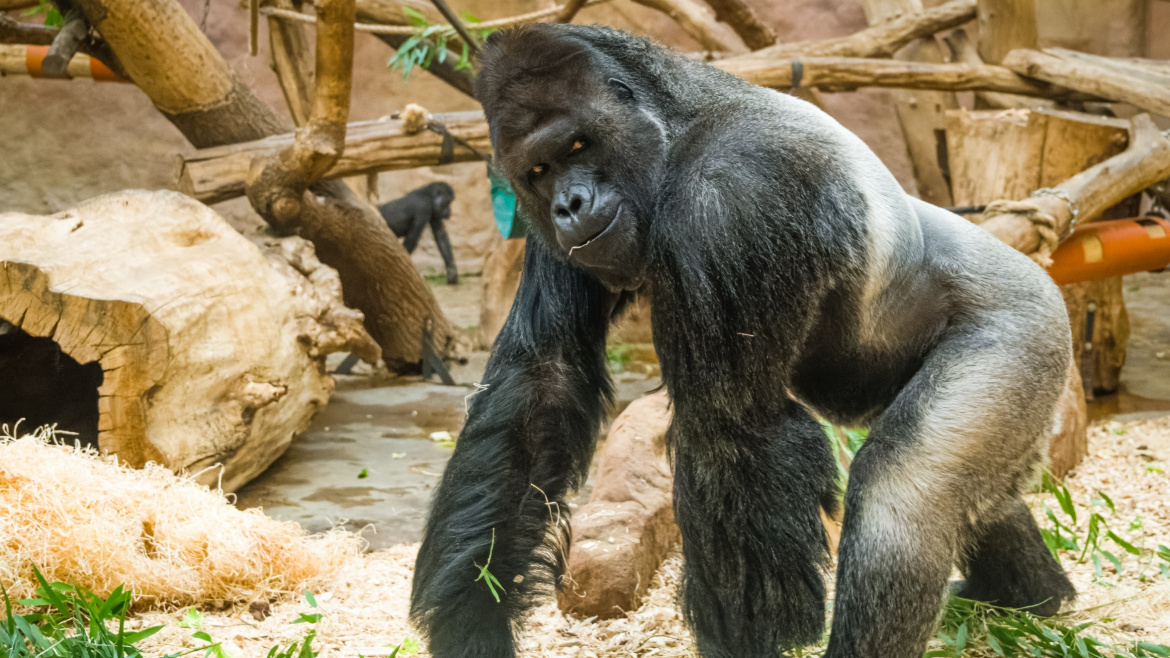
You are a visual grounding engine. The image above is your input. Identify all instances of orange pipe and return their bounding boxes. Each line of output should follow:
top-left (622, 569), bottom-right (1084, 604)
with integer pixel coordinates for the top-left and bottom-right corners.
top-left (23, 44), bottom-right (124, 82)
top-left (1047, 216), bottom-right (1170, 285)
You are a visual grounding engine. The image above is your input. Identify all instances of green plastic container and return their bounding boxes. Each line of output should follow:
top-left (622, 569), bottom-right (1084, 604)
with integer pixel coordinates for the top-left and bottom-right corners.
top-left (488, 162), bottom-right (528, 239)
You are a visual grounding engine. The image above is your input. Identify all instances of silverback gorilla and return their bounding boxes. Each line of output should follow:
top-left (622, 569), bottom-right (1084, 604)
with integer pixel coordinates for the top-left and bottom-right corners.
top-left (379, 182), bottom-right (459, 284)
top-left (411, 24), bottom-right (1075, 658)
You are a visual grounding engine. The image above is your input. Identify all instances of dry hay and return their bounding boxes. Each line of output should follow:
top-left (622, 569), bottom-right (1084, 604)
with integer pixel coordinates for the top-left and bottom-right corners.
top-left (9, 416), bottom-right (1170, 656)
top-left (0, 425), bottom-right (363, 606)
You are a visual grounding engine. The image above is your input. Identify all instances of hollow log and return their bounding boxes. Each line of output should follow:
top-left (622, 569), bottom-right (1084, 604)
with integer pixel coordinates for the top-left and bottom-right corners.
top-left (0, 191), bottom-right (376, 492)
top-left (1002, 48), bottom-right (1170, 119)
top-left (69, 0), bottom-right (458, 369)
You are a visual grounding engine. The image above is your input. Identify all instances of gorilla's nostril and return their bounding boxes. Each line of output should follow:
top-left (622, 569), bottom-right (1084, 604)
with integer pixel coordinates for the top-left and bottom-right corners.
top-left (569, 198), bottom-right (583, 213)
top-left (556, 207), bottom-right (571, 218)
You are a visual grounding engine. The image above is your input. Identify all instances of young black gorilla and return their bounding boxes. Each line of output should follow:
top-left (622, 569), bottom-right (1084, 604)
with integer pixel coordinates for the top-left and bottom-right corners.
top-left (379, 181), bottom-right (459, 284)
top-left (411, 24), bottom-right (1075, 658)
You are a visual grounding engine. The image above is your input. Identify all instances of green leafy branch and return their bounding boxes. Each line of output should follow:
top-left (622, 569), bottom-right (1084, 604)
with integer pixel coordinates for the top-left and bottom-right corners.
top-left (22, 0), bottom-right (63, 27)
top-left (387, 8), bottom-right (495, 79)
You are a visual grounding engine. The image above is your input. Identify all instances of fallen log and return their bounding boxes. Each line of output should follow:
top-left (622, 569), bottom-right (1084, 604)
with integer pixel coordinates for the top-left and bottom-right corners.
top-left (178, 111), bottom-right (489, 204)
top-left (1002, 48), bottom-right (1170, 118)
top-left (0, 190), bottom-right (376, 492)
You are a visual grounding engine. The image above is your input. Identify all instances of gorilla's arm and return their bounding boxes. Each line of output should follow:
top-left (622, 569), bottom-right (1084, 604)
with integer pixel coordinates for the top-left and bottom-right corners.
top-left (430, 214), bottom-right (459, 284)
top-left (410, 238), bottom-right (616, 657)
top-left (401, 207), bottom-right (430, 253)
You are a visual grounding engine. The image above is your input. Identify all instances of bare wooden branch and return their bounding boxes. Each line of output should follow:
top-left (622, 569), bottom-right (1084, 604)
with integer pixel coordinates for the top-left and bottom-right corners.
top-left (0, 0), bottom-right (38, 9)
top-left (981, 115), bottom-right (1170, 259)
top-left (1003, 48), bottom-right (1170, 118)
top-left (735, 0), bottom-right (975, 60)
top-left (704, 0), bottom-right (774, 50)
top-left (267, 0), bottom-right (314, 126)
top-left (247, 0), bottom-right (354, 232)
top-left (943, 27), bottom-right (1055, 110)
top-left (557, 0), bottom-right (588, 22)
top-left (0, 14), bottom-right (57, 45)
top-left (713, 56), bottom-right (1097, 99)
top-left (630, 0), bottom-right (736, 52)
top-left (976, 0), bottom-right (1036, 64)
top-left (42, 10), bottom-right (87, 77)
top-left (180, 112), bottom-right (489, 203)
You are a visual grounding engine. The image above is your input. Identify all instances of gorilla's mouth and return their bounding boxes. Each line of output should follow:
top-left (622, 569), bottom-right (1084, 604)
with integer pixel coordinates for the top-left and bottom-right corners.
top-left (567, 204), bottom-right (624, 260)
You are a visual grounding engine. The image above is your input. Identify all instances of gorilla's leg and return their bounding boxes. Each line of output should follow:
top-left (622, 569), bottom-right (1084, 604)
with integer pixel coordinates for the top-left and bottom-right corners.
top-left (402, 211), bottom-right (429, 253)
top-left (431, 215), bottom-right (459, 284)
top-left (826, 321), bottom-right (1070, 658)
top-left (673, 403), bottom-right (837, 658)
top-left (957, 498), bottom-right (1075, 616)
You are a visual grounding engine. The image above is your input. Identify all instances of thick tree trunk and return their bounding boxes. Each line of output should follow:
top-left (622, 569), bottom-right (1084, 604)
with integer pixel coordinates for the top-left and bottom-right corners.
top-left (70, 0), bottom-right (458, 370)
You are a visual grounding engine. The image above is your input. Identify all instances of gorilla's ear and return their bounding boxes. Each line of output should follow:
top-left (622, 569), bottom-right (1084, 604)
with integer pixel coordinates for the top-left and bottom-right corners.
top-left (608, 78), bottom-right (635, 104)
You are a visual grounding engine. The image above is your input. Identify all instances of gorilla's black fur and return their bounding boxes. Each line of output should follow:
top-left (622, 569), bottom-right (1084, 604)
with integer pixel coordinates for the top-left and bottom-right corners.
top-left (379, 181), bottom-right (458, 284)
top-left (411, 24), bottom-right (1075, 658)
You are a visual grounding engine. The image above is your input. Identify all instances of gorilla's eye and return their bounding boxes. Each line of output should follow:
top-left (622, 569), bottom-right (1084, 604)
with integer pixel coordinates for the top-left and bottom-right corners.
top-left (570, 139), bottom-right (586, 154)
top-left (530, 163), bottom-right (548, 180)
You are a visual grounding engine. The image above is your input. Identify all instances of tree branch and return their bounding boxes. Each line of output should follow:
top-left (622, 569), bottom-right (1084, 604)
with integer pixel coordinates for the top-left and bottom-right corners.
top-left (0, 14), bottom-right (57, 45)
top-left (41, 9), bottom-right (86, 76)
top-left (732, 0), bottom-right (975, 60)
top-left (556, 0), bottom-right (588, 22)
top-left (630, 0), bottom-right (736, 52)
top-left (247, 0), bottom-right (354, 232)
top-left (703, 0), bottom-right (774, 50)
top-left (1003, 48), bottom-right (1170, 118)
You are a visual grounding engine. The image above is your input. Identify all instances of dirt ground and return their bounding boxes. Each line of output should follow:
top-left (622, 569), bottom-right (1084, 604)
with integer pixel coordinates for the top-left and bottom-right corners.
top-left (129, 416), bottom-right (1170, 657)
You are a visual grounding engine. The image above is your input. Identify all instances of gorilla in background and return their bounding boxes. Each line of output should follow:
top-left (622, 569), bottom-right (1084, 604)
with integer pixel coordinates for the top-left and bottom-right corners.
top-left (410, 24), bottom-right (1075, 658)
top-left (379, 181), bottom-right (459, 284)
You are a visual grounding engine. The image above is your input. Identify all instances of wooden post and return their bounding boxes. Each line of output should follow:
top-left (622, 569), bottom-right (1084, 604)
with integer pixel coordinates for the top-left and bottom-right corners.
top-left (861, 0), bottom-right (956, 206)
top-left (976, 0), bottom-right (1038, 64)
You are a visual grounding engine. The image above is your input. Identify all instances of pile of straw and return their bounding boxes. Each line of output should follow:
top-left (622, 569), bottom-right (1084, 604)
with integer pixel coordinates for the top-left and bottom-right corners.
top-left (0, 426), bottom-right (362, 606)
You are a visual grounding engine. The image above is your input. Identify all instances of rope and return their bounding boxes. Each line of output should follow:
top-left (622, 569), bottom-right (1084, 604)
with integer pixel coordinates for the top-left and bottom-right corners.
top-left (261, 0), bottom-right (615, 36)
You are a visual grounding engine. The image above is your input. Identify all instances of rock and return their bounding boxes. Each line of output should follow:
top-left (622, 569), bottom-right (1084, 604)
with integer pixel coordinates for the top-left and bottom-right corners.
top-left (558, 391), bottom-right (679, 618)
top-left (1049, 361), bottom-right (1089, 478)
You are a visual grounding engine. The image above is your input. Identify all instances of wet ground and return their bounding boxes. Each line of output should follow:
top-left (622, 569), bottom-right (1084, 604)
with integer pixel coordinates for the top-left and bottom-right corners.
top-left (238, 272), bottom-right (1170, 548)
top-left (236, 275), bottom-right (662, 548)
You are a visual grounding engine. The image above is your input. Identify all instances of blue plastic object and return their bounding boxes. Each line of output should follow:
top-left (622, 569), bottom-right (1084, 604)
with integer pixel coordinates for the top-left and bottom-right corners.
top-left (488, 162), bottom-right (528, 239)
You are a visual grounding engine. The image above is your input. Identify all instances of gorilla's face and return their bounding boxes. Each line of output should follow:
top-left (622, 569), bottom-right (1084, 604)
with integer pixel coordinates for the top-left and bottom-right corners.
top-left (480, 35), bottom-right (668, 290)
